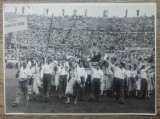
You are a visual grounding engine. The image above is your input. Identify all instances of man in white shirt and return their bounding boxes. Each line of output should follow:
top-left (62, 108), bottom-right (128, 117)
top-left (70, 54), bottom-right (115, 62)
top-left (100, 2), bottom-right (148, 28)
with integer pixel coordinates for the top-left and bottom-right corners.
top-left (125, 65), bottom-right (132, 98)
top-left (75, 61), bottom-right (87, 101)
top-left (107, 60), bottom-right (126, 104)
top-left (29, 60), bottom-right (39, 99)
top-left (58, 61), bottom-right (68, 98)
top-left (140, 65), bottom-right (151, 99)
top-left (84, 59), bottom-right (92, 92)
top-left (88, 63), bottom-right (103, 102)
top-left (41, 57), bottom-right (54, 102)
top-left (12, 62), bottom-right (32, 107)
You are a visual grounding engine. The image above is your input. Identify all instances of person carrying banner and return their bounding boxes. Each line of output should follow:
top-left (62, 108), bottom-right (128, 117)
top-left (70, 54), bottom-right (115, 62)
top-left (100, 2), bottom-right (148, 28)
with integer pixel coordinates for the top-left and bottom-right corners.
top-left (12, 62), bottom-right (32, 107)
top-left (75, 61), bottom-right (87, 101)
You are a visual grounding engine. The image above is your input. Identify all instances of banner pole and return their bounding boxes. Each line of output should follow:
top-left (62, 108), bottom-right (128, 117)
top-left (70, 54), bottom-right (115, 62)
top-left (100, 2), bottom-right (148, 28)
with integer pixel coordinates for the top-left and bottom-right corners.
top-left (15, 32), bottom-right (20, 69)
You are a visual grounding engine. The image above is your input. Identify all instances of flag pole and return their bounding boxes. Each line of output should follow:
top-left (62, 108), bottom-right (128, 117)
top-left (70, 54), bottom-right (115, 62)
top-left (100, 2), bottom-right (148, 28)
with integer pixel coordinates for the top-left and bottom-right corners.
top-left (15, 32), bottom-right (20, 69)
top-left (45, 13), bottom-right (53, 60)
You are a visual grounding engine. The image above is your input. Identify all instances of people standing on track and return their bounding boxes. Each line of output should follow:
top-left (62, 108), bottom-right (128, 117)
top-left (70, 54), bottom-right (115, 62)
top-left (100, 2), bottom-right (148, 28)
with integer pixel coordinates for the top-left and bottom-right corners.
top-left (58, 61), bottom-right (68, 98)
top-left (12, 62), bottom-right (32, 107)
top-left (88, 63), bottom-right (103, 102)
top-left (75, 61), bottom-right (87, 101)
top-left (139, 65), bottom-right (151, 99)
top-left (30, 60), bottom-right (41, 100)
top-left (100, 65), bottom-right (111, 96)
top-left (65, 62), bottom-right (78, 104)
top-left (54, 61), bottom-right (61, 91)
top-left (107, 60), bottom-right (126, 104)
top-left (40, 57), bottom-right (54, 102)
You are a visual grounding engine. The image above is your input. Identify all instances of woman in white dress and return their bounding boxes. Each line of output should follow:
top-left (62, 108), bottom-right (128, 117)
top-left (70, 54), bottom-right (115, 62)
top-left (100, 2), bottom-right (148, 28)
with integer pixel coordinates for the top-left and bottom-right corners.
top-left (146, 70), bottom-right (153, 98)
top-left (65, 64), bottom-right (77, 104)
top-left (100, 65), bottom-right (110, 96)
top-left (54, 62), bottom-right (61, 91)
top-left (135, 71), bottom-right (141, 97)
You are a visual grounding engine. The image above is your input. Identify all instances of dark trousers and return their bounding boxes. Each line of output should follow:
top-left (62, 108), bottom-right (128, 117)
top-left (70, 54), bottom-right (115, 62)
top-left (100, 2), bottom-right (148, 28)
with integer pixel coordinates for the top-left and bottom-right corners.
top-left (59, 75), bottom-right (67, 97)
top-left (140, 78), bottom-right (148, 99)
top-left (115, 78), bottom-right (124, 102)
top-left (85, 75), bottom-right (91, 91)
top-left (29, 78), bottom-right (33, 85)
top-left (77, 77), bottom-right (85, 99)
top-left (43, 74), bottom-right (52, 99)
top-left (124, 77), bottom-right (129, 97)
top-left (14, 80), bottom-right (29, 104)
top-left (91, 78), bottom-right (101, 100)
top-left (73, 82), bottom-right (81, 97)
top-left (112, 77), bottom-right (117, 96)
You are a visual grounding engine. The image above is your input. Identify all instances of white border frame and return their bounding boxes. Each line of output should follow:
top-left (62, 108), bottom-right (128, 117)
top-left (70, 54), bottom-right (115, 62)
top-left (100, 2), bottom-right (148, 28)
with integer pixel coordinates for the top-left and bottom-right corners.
top-left (3, 3), bottom-right (157, 115)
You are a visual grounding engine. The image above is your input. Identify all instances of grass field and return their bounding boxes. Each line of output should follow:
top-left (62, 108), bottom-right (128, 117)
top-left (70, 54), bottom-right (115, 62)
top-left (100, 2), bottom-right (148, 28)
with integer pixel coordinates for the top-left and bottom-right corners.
top-left (5, 69), bottom-right (155, 114)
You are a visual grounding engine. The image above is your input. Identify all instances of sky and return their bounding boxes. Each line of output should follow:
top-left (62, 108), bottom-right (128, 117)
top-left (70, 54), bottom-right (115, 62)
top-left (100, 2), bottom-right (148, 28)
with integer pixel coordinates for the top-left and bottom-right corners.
top-left (4, 3), bottom-right (156, 18)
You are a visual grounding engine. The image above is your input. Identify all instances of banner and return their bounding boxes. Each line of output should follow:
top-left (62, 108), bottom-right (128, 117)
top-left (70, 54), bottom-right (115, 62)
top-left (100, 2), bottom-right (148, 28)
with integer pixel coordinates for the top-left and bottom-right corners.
top-left (22, 7), bottom-right (25, 14)
top-left (73, 9), bottom-right (77, 16)
top-left (125, 10), bottom-right (128, 17)
top-left (103, 10), bottom-right (108, 17)
top-left (46, 9), bottom-right (49, 15)
top-left (85, 9), bottom-right (87, 17)
top-left (62, 9), bottom-right (65, 16)
top-left (15, 7), bottom-right (17, 14)
top-left (137, 10), bottom-right (140, 17)
top-left (5, 17), bottom-right (28, 33)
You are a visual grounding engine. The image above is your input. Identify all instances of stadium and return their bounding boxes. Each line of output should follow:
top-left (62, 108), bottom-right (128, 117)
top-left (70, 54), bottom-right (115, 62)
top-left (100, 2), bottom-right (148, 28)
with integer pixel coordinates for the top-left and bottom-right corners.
top-left (4, 4), bottom-right (156, 114)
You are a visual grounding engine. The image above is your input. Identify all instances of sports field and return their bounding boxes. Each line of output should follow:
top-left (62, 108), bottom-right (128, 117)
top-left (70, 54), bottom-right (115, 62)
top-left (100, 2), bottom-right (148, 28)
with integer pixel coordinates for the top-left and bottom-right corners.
top-left (5, 69), bottom-right (155, 114)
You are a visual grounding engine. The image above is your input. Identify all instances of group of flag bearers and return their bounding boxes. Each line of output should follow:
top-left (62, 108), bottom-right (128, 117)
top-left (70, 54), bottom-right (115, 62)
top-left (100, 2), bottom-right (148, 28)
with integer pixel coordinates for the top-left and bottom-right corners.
top-left (12, 54), bottom-right (155, 107)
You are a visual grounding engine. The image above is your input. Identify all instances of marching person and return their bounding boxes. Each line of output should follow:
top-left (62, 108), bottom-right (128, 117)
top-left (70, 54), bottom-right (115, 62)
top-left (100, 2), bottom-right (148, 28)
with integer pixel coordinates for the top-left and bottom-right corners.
top-left (125, 65), bottom-right (132, 98)
top-left (75, 61), bottom-right (87, 101)
top-left (84, 58), bottom-right (92, 92)
top-left (146, 70), bottom-right (153, 98)
top-left (30, 60), bottom-right (41, 99)
top-left (65, 62), bottom-right (78, 104)
top-left (100, 63), bottom-right (111, 96)
top-left (54, 61), bottom-right (61, 91)
top-left (107, 60), bottom-right (126, 104)
top-left (12, 62), bottom-right (32, 107)
top-left (88, 63), bottom-right (103, 102)
top-left (139, 64), bottom-right (151, 99)
top-left (58, 60), bottom-right (68, 98)
top-left (135, 70), bottom-right (141, 97)
top-left (41, 57), bottom-right (54, 102)
top-left (27, 57), bottom-right (33, 95)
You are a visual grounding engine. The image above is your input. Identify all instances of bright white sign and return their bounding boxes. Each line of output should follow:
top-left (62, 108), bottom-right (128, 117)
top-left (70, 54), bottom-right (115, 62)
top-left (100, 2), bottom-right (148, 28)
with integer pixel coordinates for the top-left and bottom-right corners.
top-left (5, 17), bottom-right (28, 33)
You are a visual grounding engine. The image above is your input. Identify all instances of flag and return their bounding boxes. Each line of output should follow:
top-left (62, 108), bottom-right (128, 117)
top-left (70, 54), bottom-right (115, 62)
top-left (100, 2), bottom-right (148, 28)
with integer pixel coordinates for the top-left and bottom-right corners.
top-left (103, 10), bottom-right (108, 17)
top-left (125, 10), bottom-right (128, 17)
top-left (46, 9), bottom-right (49, 15)
top-left (144, 10), bottom-right (146, 17)
top-left (62, 9), bottom-right (65, 16)
top-left (85, 9), bottom-right (87, 17)
top-left (73, 9), bottom-right (77, 16)
top-left (137, 10), bottom-right (140, 17)
top-left (22, 7), bottom-right (25, 14)
top-left (15, 7), bottom-right (17, 14)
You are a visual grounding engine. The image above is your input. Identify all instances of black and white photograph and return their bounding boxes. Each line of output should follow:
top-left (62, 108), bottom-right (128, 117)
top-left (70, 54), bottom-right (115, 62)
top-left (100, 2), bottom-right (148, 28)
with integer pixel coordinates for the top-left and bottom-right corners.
top-left (3, 3), bottom-right (156, 115)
